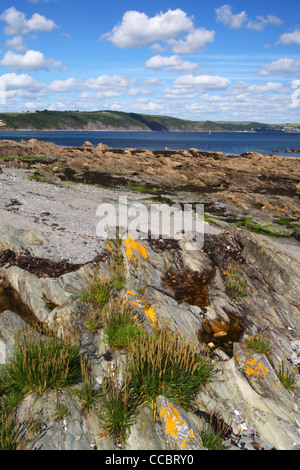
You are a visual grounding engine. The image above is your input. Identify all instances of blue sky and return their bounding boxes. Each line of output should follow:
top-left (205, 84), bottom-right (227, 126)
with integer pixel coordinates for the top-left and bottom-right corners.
top-left (0, 0), bottom-right (299, 122)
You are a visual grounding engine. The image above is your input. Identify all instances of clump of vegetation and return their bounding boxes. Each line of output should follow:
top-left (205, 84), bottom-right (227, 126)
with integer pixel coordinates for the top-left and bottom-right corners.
top-left (236, 217), bottom-right (291, 238)
top-left (200, 426), bottom-right (227, 450)
top-left (273, 218), bottom-right (300, 228)
top-left (223, 263), bottom-right (248, 299)
top-left (0, 327), bottom-right (81, 408)
top-left (99, 369), bottom-right (141, 445)
top-left (85, 306), bottom-right (102, 332)
top-left (0, 409), bottom-right (26, 450)
top-left (127, 328), bottom-right (214, 413)
top-left (276, 361), bottom-right (297, 391)
top-left (71, 358), bottom-right (101, 411)
top-left (102, 302), bottom-right (144, 351)
top-left (27, 171), bottom-right (46, 183)
top-left (199, 408), bottom-right (232, 450)
top-left (54, 406), bottom-right (69, 422)
top-left (245, 334), bottom-right (273, 355)
top-left (80, 275), bottom-right (112, 307)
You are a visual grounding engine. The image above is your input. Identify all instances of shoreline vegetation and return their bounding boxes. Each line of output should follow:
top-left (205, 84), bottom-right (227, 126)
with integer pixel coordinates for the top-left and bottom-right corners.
top-left (0, 110), bottom-right (300, 133)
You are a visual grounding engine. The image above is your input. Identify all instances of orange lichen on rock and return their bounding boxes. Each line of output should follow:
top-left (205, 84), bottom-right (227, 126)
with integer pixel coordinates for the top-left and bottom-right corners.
top-left (123, 290), bottom-right (157, 327)
top-left (123, 236), bottom-right (148, 264)
top-left (160, 403), bottom-right (186, 439)
top-left (144, 305), bottom-right (156, 327)
top-left (244, 358), bottom-right (268, 377)
top-left (160, 403), bottom-right (195, 450)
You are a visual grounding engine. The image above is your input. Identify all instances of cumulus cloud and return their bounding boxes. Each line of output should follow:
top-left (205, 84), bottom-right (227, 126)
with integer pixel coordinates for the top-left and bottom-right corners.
top-left (102, 9), bottom-right (215, 54)
top-left (102, 9), bottom-right (193, 48)
top-left (5, 35), bottom-right (27, 52)
top-left (145, 55), bottom-right (198, 72)
top-left (0, 50), bottom-right (64, 72)
top-left (0, 72), bottom-right (42, 91)
top-left (164, 74), bottom-right (231, 99)
top-left (260, 58), bottom-right (300, 75)
top-left (247, 15), bottom-right (282, 32)
top-left (277, 30), bottom-right (300, 46)
top-left (170, 28), bottom-right (215, 54)
top-left (215, 5), bottom-right (247, 29)
top-left (47, 78), bottom-right (82, 93)
top-left (216, 5), bottom-right (282, 32)
top-left (85, 75), bottom-right (137, 90)
top-left (0, 7), bottom-right (57, 36)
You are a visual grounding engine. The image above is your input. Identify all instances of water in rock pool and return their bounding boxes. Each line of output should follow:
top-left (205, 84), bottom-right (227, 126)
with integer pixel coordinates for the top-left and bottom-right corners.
top-left (0, 285), bottom-right (36, 324)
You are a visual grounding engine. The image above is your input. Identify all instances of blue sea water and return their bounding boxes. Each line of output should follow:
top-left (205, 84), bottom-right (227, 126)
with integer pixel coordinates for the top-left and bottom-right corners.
top-left (0, 130), bottom-right (300, 157)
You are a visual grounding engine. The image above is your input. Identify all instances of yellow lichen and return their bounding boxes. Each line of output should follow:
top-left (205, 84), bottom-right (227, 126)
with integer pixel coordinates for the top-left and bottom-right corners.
top-left (160, 403), bottom-right (186, 438)
top-left (144, 305), bottom-right (156, 327)
top-left (124, 236), bottom-right (148, 263)
top-left (244, 358), bottom-right (268, 377)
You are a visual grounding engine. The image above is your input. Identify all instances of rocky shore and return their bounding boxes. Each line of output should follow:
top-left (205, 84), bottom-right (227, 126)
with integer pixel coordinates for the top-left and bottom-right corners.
top-left (0, 139), bottom-right (299, 450)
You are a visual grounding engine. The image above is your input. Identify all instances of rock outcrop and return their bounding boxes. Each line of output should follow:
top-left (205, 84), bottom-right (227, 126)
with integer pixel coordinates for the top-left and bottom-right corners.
top-left (0, 223), bottom-right (299, 450)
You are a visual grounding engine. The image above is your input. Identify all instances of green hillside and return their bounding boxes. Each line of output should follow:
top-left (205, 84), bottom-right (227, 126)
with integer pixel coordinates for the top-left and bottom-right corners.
top-left (0, 110), bottom-right (299, 132)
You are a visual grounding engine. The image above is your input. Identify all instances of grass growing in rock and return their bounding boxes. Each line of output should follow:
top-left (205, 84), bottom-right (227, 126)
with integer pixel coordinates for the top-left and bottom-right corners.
top-left (99, 369), bottom-right (141, 445)
top-left (0, 408), bottom-right (26, 450)
top-left (276, 361), bottom-right (297, 391)
top-left (71, 357), bottom-right (101, 411)
top-left (79, 275), bottom-right (112, 307)
top-left (127, 328), bottom-right (214, 413)
top-left (0, 327), bottom-right (81, 409)
top-left (223, 263), bottom-right (248, 299)
top-left (102, 302), bottom-right (144, 351)
top-left (245, 335), bottom-right (273, 355)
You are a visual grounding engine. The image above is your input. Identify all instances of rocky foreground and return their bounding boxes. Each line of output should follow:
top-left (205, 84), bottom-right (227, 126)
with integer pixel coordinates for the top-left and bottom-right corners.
top-left (0, 139), bottom-right (300, 450)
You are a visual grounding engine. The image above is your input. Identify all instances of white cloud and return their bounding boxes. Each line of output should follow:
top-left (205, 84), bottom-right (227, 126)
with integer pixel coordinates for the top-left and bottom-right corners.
top-left (247, 15), bottom-right (282, 32)
top-left (0, 72), bottom-right (42, 91)
top-left (86, 75), bottom-right (137, 90)
top-left (145, 55), bottom-right (198, 72)
top-left (215, 5), bottom-right (247, 30)
top-left (0, 50), bottom-right (64, 71)
top-left (0, 7), bottom-right (57, 36)
top-left (215, 5), bottom-right (282, 32)
top-left (47, 78), bottom-right (82, 93)
top-left (260, 58), bottom-right (300, 75)
top-left (277, 30), bottom-right (300, 46)
top-left (173, 74), bottom-right (231, 91)
top-left (170, 28), bottom-right (215, 54)
top-left (102, 9), bottom-right (194, 48)
top-left (5, 35), bottom-right (27, 52)
top-left (164, 74), bottom-right (231, 99)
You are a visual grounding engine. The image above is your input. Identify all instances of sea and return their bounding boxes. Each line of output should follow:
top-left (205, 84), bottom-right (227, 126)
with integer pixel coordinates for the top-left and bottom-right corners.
top-left (0, 130), bottom-right (300, 157)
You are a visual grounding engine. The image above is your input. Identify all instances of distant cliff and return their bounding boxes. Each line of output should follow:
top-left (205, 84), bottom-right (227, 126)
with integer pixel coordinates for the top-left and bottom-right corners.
top-left (0, 109), bottom-right (299, 132)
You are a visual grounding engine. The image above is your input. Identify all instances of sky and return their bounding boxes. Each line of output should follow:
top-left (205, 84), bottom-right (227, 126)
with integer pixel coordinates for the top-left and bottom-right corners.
top-left (0, 0), bottom-right (299, 123)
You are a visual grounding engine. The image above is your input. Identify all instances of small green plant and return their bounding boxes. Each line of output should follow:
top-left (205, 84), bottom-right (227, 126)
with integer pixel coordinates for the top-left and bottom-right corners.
top-left (201, 426), bottom-right (226, 450)
top-left (99, 369), bottom-right (141, 445)
top-left (80, 275), bottom-right (111, 307)
top-left (0, 326), bottom-right (81, 406)
top-left (127, 328), bottom-right (214, 413)
top-left (110, 272), bottom-right (126, 292)
top-left (71, 358), bottom-right (101, 411)
top-left (245, 334), bottom-right (273, 355)
top-left (199, 408), bottom-right (232, 450)
top-left (277, 361), bottom-right (297, 391)
top-left (54, 406), bottom-right (69, 422)
top-left (0, 409), bottom-right (26, 450)
top-left (102, 302), bottom-right (143, 350)
top-left (85, 305), bottom-right (102, 332)
top-left (27, 171), bottom-right (46, 183)
top-left (223, 263), bottom-right (248, 298)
